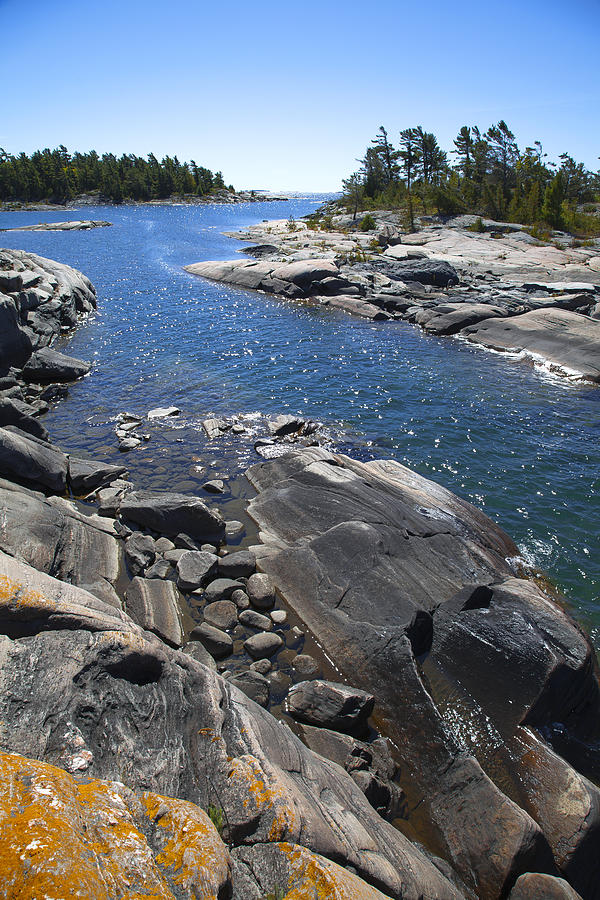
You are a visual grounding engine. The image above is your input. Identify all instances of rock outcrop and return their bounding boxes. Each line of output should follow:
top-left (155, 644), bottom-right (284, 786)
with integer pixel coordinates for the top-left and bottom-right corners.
top-left (246, 447), bottom-right (600, 898)
top-left (0, 550), bottom-right (464, 899)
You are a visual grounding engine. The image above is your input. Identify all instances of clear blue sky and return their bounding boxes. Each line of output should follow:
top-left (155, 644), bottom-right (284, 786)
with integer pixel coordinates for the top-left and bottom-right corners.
top-left (1, 0), bottom-right (598, 191)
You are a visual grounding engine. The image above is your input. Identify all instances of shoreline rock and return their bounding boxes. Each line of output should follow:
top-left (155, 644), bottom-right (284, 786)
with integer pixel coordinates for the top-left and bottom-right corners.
top-left (185, 212), bottom-right (600, 384)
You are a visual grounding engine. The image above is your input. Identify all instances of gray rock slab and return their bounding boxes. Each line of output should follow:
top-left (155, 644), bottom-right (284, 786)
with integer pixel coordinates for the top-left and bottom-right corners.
top-left (0, 396), bottom-right (48, 441)
top-left (22, 346), bottom-right (91, 382)
top-left (68, 456), bottom-right (128, 493)
top-left (0, 482), bottom-right (121, 606)
top-left (463, 307), bottom-right (600, 381)
top-left (125, 576), bottom-right (183, 648)
top-left (245, 447), bottom-right (588, 896)
top-left (420, 302), bottom-right (508, 335)
top-left (0, 549), bottom-right (463, 899)
top-left (120, 490), bottom-right (225, 544)
top-left (0, 425), bottom-right (67, 492)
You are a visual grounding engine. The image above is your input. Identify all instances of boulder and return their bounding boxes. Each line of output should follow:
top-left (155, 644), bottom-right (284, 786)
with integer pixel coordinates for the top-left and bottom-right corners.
top-left (124, 532), bottom-right (156, 576)
top-left (204, 600), bottom-right (238, 631)
top-left (125, 577), bottom-right (184, 648)
top-left (191, 622), bottom-right (233, 659)
top-left (384, 259), bottom-right (459, 287)
top-left (203, 578), bottom-right (244, 603)
top-left (420, 302), bottom-right (508, 335)
top-left (0, 426), bottom-right (68, 492)
top-left (244, 632), bottom-right (283, 660)
top-left (239, 609), bottom-right (272, 631)
top-left (509, 873), bottom-right (583, 900)
top-left (67, 456), bottom-right (128, 493)
top-left (229, 670), bottom-right (270, 708)
top-left (246, 572), bottom-right (276, 609)
top-left (120, 490), bottom-right (226, 544)
top-left (287, 680), bottom-right (374, 736)
top-left (0, 396), bottom-right (49, 441)
top-left (217, 549), bottom-right (256, 579)
top-left (176, 549), bottom-right (218, 591)
top-left (22, 346), bottom-right (91, 383)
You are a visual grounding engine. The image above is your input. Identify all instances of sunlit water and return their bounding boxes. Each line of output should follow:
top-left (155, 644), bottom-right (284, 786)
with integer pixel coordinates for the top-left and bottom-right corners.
top-left (1, 200), bottom-right (598, 648)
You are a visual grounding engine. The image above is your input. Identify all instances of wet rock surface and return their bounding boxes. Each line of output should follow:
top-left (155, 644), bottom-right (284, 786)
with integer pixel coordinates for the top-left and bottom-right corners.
top-left (247, 446), bottom-right (600, 898)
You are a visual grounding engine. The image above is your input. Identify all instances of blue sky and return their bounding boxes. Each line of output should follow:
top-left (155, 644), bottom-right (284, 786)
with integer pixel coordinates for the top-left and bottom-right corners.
top-left (1, 0), bottom-right (598, 191)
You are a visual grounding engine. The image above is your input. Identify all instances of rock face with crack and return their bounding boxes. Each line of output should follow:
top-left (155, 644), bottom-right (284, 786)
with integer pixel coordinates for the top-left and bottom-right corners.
top-left (0, 550), bottom-right (464, 900)
top-left (246, 447), bottom-right (600, 899)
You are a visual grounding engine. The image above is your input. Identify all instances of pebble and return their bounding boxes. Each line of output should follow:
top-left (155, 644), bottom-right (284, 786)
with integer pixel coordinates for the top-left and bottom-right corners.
top-left (239, 609), bottom-right (272, 631)
top-left (231, 589), bottom-right (250, 610)
top-left (270, 609), bottom-right (287, 625)
top-left (250, 659), bottom-right (272, 675)
top-left (244, 631), bottom-right (283, 660)
top-left (204, 600), bottom-right (238, 631)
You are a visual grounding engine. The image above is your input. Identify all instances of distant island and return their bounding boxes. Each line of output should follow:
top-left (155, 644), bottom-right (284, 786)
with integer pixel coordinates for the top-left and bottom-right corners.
top-left (337, 121), bottom-right (600, 237)
top-left (0, 145), bottom-right (235, 205)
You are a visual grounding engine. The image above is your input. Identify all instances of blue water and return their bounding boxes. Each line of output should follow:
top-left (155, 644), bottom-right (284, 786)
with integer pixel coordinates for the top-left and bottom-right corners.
top-left (1, 201), bottom-right (598, 647)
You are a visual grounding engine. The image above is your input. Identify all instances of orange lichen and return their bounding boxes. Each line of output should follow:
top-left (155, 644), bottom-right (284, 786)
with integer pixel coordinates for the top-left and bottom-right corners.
top-left (0, 751), bottom-right (231, 899)
top-left (140, 792), bottom-right (231, 898)
top-left (227, 754), bottom-right (297, 842)
top-left (0, 574), bottom-right (53, 611)
top-left (276, 843), bottom-right (392, 899)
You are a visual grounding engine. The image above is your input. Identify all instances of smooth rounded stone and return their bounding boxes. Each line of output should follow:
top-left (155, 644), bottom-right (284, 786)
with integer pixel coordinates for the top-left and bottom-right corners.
top-left (203, 600), bottom-right (238, 631)
top-left (239, 609), bottom-right (272, 631)
top-left (144, 558), bottom-right (171, 580)
top-left (163, 548), bottom-right (187, 564)
top-left (250, 658), bottom-right (272, 675)
top-left (244, 631), bottom-right (284, 660)
top-left (287, 680), bottom-right (375, 736)
top-left (202, 479), bottom-right (225, 494)
top-left (230, 670), bottom-right (270, 708)
top-left (292, 653), bottom-right (321, 678)
top-left (201, 543), bottom-right (217, 553)
top-left (231, 589), bottom-right (250, 610)
top-left (154, 537), bottom-right (175, 553)
top-left (204, 578), bottom-right (243, 603)
top-left (22, 347), bottom-right (91, 383)
top-left (246, 573), bottom-right (276, 610)
top-left (190, 623), bottom-right (233, 659)
top-left (182, 640), bottom-right (217, 671)
top-left (508, 873), bottom-right (583, 900)
top-left (119, 491), bottom-right (225, 544)
top-left (225, 520), bottom-right (244, 538)
top-left (124, 577), bottom-right (183, 648)
top-left (270, 609), bottom-right (287, 625)
top-left (124, 532), bottom-right (156, 576)
top-left (176, 550), bottom-right (218, 592)
top-left (0, 426), bottom-right (67, 492)
top-left (217, 550), bottom-right (256, 580)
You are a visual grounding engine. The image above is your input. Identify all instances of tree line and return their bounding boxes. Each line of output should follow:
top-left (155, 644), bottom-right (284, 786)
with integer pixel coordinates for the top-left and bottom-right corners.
top-left (0, 146), bottom-right (231, 204)
top-left (342, 123), bottom-right (600, 233)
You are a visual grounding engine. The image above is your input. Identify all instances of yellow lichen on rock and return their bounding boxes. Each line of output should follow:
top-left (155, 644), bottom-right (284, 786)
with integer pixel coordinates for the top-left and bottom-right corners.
top-left (227, 753), bottom-right (298, 841)
top-left (0, 751), bottom-right (231, 900)
top-left (140, 792), bottom-right (231, 899)
top-left (276, 842), bottom-right (393, 899)
top-left (0, 573), bottom-right (53, 611)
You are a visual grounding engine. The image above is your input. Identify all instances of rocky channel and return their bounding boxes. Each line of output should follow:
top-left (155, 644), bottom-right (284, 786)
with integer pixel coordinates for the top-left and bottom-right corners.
top-left (185, 212), bottom-right (600, 383)
top-left (0, 247), bottom-right (598, 899)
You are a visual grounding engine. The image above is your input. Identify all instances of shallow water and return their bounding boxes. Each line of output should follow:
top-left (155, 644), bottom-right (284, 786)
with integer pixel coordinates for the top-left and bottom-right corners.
top-left (1, 200), bottom-right (598, 647)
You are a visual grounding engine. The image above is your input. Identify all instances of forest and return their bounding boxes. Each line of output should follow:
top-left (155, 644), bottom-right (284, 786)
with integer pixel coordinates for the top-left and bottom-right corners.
top-left (341, 123), bottom-right (600, 235)
top-left (0, 146), bottom-right (231, 204)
